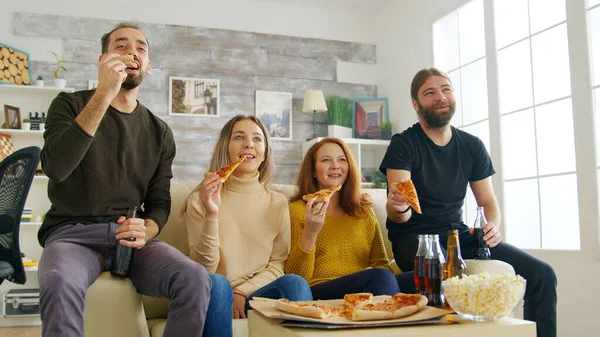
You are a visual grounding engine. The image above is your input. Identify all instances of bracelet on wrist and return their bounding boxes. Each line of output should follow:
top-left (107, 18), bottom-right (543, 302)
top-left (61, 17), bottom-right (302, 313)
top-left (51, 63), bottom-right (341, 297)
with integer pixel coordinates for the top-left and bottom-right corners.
top-left (233, 290), bottom-right (247, 299)
top-left (398, 205), bottom-right (411, 214)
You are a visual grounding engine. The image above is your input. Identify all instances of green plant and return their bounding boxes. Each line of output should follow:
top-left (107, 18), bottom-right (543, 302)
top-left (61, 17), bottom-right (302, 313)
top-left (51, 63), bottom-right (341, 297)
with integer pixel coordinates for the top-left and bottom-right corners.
top-left (36, 75), bottom-right (44, 81)
top-left (369, 169), bottom-right (388, 189)
top-left (380, 120), bottom-right (393, 132)
top-left (48, 51), bottom-right (68, 79)
top-left (326, 96), bottom-right (353, 128)
top-left (23, 118), bottom-right (30, 123)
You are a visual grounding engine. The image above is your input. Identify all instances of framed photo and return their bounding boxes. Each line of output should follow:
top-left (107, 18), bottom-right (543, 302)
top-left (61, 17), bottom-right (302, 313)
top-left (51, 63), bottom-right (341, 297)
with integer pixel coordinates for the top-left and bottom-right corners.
top-left (255, 90), bottom-right (293, 140)
top-left (169, 77), bottom-right (220, 117)
top-left (3, 105), bottom-right (21, 129)
top-left (0, 42), bottom-right (31, 86)
top-left (352, 98), bottom-right (389, 139)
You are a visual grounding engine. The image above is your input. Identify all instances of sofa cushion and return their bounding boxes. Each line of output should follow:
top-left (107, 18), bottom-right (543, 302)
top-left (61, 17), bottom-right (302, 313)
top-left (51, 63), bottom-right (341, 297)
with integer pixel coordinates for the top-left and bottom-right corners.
top-left (141, 181), bottom-right (397, 319)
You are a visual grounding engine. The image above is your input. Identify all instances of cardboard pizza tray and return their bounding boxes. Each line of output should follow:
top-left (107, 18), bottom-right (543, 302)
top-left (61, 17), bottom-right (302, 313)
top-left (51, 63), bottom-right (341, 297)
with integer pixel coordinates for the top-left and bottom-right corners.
top-left (249, 295), bottom-right (454, 328)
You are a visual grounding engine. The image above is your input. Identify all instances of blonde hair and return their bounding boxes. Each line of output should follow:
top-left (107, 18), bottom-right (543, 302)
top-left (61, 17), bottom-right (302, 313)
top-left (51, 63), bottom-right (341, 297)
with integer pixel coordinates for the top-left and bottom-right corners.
top-left (179, 115), bottom-right (274, 219)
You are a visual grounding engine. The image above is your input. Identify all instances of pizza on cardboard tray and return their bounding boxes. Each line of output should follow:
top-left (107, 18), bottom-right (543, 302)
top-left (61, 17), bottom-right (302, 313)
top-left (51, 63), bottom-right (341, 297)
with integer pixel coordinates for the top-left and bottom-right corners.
top-left (274, 292), bottom-right (427, 321)
top-left (204, 155), bottom-right (248, 183)
top-left (391, 180), bottom-right (422, 214)
top-left (302, 184), bottom-right (342, 203)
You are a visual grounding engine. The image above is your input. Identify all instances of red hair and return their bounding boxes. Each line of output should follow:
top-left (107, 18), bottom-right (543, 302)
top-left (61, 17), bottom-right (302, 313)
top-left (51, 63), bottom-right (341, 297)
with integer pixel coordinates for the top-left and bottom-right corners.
top-left (291, 137), bottom-right (371, 217)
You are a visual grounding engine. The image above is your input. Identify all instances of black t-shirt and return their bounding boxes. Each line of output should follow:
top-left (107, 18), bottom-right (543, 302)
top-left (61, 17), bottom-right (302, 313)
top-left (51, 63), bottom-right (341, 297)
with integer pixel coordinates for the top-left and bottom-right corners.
top-left (379, 123), bottom-right (495, 241)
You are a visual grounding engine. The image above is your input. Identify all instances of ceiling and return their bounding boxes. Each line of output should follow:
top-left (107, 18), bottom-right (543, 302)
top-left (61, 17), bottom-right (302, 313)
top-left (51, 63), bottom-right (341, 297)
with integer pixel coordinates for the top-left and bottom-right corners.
top-left (249, 0), bottom-right (394, 12)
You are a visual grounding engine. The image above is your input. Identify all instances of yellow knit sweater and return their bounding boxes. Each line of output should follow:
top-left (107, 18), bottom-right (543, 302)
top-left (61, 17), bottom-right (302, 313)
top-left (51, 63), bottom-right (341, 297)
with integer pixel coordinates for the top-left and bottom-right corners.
top-left (285, 200), bottom-right (392, 286)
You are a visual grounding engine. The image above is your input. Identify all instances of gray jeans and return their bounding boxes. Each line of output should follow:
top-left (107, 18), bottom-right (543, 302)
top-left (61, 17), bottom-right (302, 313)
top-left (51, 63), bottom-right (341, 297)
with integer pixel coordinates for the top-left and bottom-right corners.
top-left (38, 223), bottom-right (211, 337)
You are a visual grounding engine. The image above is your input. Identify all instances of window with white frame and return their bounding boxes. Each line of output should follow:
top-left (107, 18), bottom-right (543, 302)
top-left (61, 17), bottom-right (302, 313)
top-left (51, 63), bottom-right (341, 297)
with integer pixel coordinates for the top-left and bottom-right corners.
top-left (433, 0), bottom-right (488, 226)
top-left (433, 0), bottom-right (581, 250)
top-left (588, 0), bottom-right (600, 243)
top-left (495, 0), bottom-right (579, 250)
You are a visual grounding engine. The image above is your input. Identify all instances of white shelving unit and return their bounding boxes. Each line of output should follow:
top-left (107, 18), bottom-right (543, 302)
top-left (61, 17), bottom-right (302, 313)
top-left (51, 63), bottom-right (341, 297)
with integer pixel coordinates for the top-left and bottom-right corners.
top-left (0, 84), bottom-right (73, 326)
top-left (302, 138), bottom-right (390, 184)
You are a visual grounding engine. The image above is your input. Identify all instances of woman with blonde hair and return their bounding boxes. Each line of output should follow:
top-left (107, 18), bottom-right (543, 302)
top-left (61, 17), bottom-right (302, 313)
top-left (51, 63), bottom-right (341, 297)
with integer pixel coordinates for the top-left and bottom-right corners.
top-left (286, 137), bottom-right (414, 300)
top-left (181, 115), bottom-right (311, 337)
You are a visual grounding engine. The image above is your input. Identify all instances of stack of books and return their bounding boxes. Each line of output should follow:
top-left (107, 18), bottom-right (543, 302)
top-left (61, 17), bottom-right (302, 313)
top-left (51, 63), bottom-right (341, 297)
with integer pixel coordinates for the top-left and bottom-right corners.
top-left (21, 209), bottom-right (32, 223)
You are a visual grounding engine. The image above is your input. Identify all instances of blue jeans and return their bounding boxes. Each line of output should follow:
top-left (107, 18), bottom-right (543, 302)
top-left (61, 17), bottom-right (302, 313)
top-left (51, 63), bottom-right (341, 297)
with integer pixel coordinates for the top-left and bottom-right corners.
top-left (311, 268), bottom-right (413, 300)
top-left (204, 274), bottom-right (312, 337)
top-left (203, 274), bottom-right (233, 337)
top-left (245, 274), bottom-right (313, 312)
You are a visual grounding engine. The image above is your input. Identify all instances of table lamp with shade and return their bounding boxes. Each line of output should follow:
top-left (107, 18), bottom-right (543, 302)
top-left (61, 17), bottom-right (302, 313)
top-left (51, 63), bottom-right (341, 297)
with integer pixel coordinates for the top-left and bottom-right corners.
top-left (302, 90), bottom-right (328, 141)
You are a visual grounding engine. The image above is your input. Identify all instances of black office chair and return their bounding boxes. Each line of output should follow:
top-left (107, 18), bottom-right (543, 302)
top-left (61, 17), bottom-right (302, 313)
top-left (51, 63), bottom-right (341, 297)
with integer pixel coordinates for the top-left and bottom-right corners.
top-left (0, 146), bottom-right (41, 285)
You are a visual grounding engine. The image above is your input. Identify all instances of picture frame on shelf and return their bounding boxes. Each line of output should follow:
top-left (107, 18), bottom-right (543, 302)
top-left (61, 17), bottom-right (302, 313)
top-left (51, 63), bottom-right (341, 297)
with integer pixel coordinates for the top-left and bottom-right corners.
top-left (3, 104), bottom-right (21, 129)
top-left (255, 90), bottom-right (293, 140)
top-left (0, 133), bottom-right (14, 160)
top-left (0, 42), bottom-right (31, 86)
top-left (352, 98), bottom-right (389, 139)
top-left (169, 77), bottom-right (220, 117)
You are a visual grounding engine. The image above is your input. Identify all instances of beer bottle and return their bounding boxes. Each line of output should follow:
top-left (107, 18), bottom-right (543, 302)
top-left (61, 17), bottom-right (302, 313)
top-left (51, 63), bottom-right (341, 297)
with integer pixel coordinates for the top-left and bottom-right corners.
top-left (111, 207), bottom-right (137, 277)
top-left (424, 234), bottom-right (445, 307)
top-left (413, 234), bottom-right (430, 296)
top-left (443, 230), bottom-right (466, 309)
top-left (473, 206), bottom-right (491, 260)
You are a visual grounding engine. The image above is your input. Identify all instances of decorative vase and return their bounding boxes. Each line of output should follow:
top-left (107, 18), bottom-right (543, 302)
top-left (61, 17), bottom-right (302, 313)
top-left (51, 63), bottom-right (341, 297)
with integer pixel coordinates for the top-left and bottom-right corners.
top-left (22, 123), bottom-right (31, 131)
top-left (54, 78), bottom-right (66, 89)
top-left (39, 123), bottom-right (46, 132)
top-left (327, 125), bottom-right (352, 138)
top-left (382, 131), bottom-right (392, 140)
top-left (35, 80), bottom-right (44, 87)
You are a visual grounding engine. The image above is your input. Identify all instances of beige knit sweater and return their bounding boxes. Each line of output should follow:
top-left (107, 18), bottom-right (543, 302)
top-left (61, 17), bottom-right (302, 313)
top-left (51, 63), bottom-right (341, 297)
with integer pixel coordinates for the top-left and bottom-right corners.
top-left (184, 173), bottom-right (290, 296)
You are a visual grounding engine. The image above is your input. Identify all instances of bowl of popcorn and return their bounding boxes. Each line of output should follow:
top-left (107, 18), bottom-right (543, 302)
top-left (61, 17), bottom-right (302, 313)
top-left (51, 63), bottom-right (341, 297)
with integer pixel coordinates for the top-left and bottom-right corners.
top-left (443, 272), bottom-right (526, 322)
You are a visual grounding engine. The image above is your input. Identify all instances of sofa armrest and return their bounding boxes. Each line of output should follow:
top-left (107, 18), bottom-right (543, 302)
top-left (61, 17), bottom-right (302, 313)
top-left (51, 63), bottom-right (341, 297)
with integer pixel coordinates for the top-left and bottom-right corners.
top-left (83, 271), bottom-right (150, 337)
top-left (465, 259), bottom-right (515, 276)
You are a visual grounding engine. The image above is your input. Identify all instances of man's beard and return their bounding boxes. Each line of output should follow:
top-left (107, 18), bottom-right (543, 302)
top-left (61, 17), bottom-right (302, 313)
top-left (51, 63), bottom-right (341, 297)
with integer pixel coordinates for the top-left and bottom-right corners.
top-left (417, 100), bottom-right (456, 128)
top-left (121, 69), bottom-right (146, 90)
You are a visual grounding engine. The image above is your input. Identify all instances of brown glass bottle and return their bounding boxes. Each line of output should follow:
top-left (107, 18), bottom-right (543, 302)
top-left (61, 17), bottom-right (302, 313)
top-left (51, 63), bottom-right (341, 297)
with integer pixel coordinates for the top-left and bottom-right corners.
top-left (111, 207), bottom-right (137, 277)
top-left (443, 230), bottom-right (466, 309)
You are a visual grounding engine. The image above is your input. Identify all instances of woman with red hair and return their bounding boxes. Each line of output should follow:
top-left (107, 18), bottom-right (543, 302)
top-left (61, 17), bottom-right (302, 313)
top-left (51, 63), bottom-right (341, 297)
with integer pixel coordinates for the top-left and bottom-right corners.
top-left (285, 137), bottom-right (414, 299)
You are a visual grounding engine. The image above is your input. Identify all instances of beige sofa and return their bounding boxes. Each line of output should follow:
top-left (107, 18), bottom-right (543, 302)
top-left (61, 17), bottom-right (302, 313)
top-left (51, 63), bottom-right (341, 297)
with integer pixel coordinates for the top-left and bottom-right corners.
top-left (81, 181), bottom-right (514, 337)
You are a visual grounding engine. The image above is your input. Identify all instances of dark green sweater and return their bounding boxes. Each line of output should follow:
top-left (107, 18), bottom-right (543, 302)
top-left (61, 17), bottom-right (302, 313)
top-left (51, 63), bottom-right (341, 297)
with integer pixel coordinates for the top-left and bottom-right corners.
top-left (38, 90), bottom-right (176, 246)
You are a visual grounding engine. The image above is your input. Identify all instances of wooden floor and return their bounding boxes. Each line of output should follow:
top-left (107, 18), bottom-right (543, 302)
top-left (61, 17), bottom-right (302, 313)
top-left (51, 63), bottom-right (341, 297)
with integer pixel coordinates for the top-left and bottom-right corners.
top-left (0, 326), bottom-right (41, 337)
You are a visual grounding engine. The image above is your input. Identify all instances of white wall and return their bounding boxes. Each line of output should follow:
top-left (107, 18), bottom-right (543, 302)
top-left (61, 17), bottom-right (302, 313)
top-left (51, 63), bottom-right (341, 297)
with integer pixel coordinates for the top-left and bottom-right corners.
top-left (0, 0), bottom-right (378, 64)
top-left (376, 1), bottom-right (600, 337)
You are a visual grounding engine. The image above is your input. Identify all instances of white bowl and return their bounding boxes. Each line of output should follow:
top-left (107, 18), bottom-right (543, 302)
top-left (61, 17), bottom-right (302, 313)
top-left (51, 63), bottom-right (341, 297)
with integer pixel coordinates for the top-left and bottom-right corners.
top-left (443, 273), bottom-right (526, 322)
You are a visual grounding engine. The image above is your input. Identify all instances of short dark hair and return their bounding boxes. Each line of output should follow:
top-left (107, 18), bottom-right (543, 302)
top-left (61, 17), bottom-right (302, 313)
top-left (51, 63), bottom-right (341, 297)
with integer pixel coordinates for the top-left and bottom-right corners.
top-left (410, 68), bottom-right (452, 101)
top-left (101, 23), bottom-right (148, 53)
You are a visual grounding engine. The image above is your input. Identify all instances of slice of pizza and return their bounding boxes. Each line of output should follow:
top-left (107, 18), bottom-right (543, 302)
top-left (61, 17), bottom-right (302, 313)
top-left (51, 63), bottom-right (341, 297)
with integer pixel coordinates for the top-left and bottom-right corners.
top-left (349, 293), bottom-right (428, 321)
top-left (118, 55), bottom-right (138, 69)
top-left (343, 293), bottom-right (373, 308)
top-left (274, 299), bottom-right (342, 319)
top-left (302, 184), bottom-right (342, 203)
top-left (204, 155), bottom-right (248, 183)
top-left (391, 180), bottom-right (422, 214)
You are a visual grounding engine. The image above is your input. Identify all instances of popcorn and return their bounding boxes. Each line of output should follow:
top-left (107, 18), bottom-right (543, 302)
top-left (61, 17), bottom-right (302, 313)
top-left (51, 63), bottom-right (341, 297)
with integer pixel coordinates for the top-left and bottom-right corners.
top-left (443, 272), bottom-right (526, 318)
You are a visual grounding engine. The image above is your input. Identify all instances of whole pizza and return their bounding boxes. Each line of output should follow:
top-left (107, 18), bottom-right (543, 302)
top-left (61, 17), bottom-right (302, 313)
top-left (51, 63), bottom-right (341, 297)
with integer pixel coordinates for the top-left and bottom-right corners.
top-left (274, 292), bottom-right (428, 321)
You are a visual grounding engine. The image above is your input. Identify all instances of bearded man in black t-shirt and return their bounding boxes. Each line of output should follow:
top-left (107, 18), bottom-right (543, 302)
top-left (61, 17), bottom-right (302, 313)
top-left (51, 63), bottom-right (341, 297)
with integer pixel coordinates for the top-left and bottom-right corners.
top-left (380, 68), bottom-right (557, 337)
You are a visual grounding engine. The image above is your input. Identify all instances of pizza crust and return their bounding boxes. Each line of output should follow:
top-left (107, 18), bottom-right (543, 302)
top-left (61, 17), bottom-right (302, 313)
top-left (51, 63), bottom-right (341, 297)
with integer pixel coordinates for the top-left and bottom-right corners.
top-left (274, 301), bottom-right (330, 319)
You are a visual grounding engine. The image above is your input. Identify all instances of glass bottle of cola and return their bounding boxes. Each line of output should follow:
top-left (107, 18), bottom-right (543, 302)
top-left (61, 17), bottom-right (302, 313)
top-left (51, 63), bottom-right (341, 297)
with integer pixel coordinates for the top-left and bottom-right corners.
top-left (443, 230), bottom-right (466, 309)
top-left (111, 207), bottom-right (137, 277)
top-left (473, 206), bottom-right (491, 260)
top-left (413, 234), bottom-right (430, 296)
top-left (424, 234), bottom-right (445, 307)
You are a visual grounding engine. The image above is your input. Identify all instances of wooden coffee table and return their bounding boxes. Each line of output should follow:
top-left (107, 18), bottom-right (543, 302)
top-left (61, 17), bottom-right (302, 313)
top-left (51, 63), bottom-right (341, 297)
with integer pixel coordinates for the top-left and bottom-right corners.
top-left (248, 310), bottom-right (536, 337)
